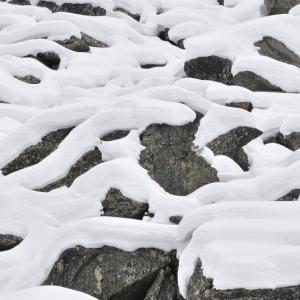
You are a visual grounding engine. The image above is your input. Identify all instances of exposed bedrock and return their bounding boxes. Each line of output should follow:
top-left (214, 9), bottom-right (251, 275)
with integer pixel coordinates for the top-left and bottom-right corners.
top-left (101, 188), bottom-right (149, 220)
top-left (139, 113), bottom-right (219, 196)
top-left (187, 259), bottom-right (300, 300)
top-left (37, 1), bottom-right (106, 16)
top-left (206, 127), bottom-right (262, 171)
top-left (264, 0), bottom-right (300, 15)
top-left (0, 234), bottom-right (22, 252)
top-left (44, 246), bottom-right (181, 300)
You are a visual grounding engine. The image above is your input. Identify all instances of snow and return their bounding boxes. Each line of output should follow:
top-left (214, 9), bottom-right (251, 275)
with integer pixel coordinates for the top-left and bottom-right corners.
top-left (0, 0), bottom-right (300, 299)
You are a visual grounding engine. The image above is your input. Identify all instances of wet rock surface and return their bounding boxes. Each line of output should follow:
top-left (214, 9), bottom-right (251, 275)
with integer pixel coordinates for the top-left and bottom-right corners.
top-left (37, 1), bottom-right (106, 16)
top-left (102, 188), bottom-right (149, 220)
top-left (187, 259), bottom-right (300, 300)
top-left (139, 113), bottom-right (219, 196)
top-left (184, 56), bottom-right (233, 85)
top-left (264, 0), bottom-right (300, 15)
top-left (2, 128), bottom-right (73, 176)
top-left (207, 127), bottom-right (262, 170)
top-left (0, 234), bottom-right (22, 251)
top-left (44, 246), bottom-right (180, 300)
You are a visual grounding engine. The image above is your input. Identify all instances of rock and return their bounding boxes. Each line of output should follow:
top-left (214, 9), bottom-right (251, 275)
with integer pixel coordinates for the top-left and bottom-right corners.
top-left (218, 0), bottom-right (224, 4)
top-left (187, 259), bottom-right (300, 300)
top-left (2, 128), bottom-right (73, 175)
top-left (114, 7), bottom-right (141, 21)
top-left (169, 216), bottom-right (183, 225)
top-left (44, 246), bottom-right (178, 300)
top-left (102, 188), bottom-right (149, 220)
top-left (14, 75), bottom-right (41, 84)
top-left (38, 147), bottom-right (102, 192)
top-left (57, 36), bottom-right (90, 52)
top-left (226, 102), bottom-right (253, 112)
top-left (233, 71), bottom-right (282, 92)
top-left (264, 0), bottom-right (300, 15)
top-left (140, 64), bottom-right (166, 69)
top-left (184, 56), bottom-right (233, 85)
top-left (0, 234), bottom-right (22, 251)
top-left (264, 132), bottom-right (300, 151)
top-left (277, 189), bottom-right (300, 201)
top-left (206, 127), bottom-right (262, 170)
top-left (8, 0), bottom-right (30, 5)
top-left (29, 52), bottom-right (61, 70)
top-left (37, 1), bottom-right (106, 16)
top-left (81, 33), bottom-right (108, 48)
top-left (101, 130), bottom-right (130, 141)
top-left (255, 37), bottom-right (300, 68)
top-left (139, 113), bottom-right (219, 196)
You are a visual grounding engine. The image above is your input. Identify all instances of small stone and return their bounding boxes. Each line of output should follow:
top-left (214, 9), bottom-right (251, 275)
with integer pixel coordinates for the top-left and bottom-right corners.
top-left (226, 102), bottom-right (253, 112)
top-left (0, 234), bottom-right (22, 251)
top-left (169, 216), bottom-right (183, 225)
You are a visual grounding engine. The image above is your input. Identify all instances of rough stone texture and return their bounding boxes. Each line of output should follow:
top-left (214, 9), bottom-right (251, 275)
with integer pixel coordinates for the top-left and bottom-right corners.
top-left (169, 216), bottom-right (183, 225)
top-left (44, 246), bottom-right (179, 300)
top-left (226, 102), bottom-right (253, 112)
top-left (184, 56), bottom-right (233, 85)
top-left (139, 113), bottom-right (219, 196)
top-left (233, 71), bottom-right (282, 92)
top-left (206, 127), bottom-right (262, 170)
top-left (57, 36), bottom-right (90, 52)
top-left (102, 188), bottom-right (149, 220)
top-left (255, 37), bottom-right (300, 68)
top-left (2, 128), bottom-right (73, 175)
top-left (187, 259), bottom-right (300, 300)
top-left (29, 52), bottom-right (61, 70)
top-left (0, 234), bottom-right (22, 251)
top-left (37, 1), bottom-right (106, 16)
top-left (114, 7), bottom-right (141, 21)
top-left (101, 130), bottom-right (130, 141)
top-left (264, 0), bottom-right (300, 15)
top-left (8, 0), bottom-right (30, 5)
top-left (82, 33), bottom-right (108, 48)
top-left (14, 75), bottom-right (41, 84)
top-left (38, 147), bottom-right (102, 192)
top-left (277, 189), bottom-right (300, 201)
top-left (264, 132), bottom-right (300, 151)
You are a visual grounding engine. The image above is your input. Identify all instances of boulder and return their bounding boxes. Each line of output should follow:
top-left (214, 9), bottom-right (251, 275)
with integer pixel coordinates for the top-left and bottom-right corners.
top-left (28, 52), bottom-right (61, 70)
top-left (264, 0), bottom-right (300, 15)
top-left (139, 113), bottom-right (219, 196)
top-left (0, 234), bottom-right (22, 251)
top-left (44, 246), bottom-right (178, 300)
top-left (264, 132), bottom-right (300, 151)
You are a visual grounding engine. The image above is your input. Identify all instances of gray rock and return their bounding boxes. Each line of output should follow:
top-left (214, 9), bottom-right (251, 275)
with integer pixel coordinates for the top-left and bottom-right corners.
top-left (0, 234), bottom-right (22, 251)
top-left (233, 71), bottom-right (282, 92)
top-left (29, 52), bottom-right (61, 70)
top-left (101, 130), bottom-right (130, 141)
top-left (38, 147), bottom-right (102, 192)
top-left (264, 0), bottom-right (300, 15)
top-left (187, 259), bottom-right (300, 300)
top-left (226, 102), bottom-right (253, 112)
top-left (81, 33), bottom-right (108, 48)
top-left (57, 36), bottom-right (90, 52)
top-left (114, 7), bottom-right (141, 21)
top-left (184, 56), bottom-right (233, 85)
top-left (264, 132), bottom-right (300, 151)
top-left (15, 75), bottom-right (41, 84)
top-left (139, 113), bottom-right (219, 196)
top-left (44, 246), bottom-right (178, 300)
top-left (102, 188), bottom-right (149, 220)
top-left (255, 37), bottom-right (300, 68)
top-left (206, 127), bottom-right (262, 170)
top-left (8, 0), bottom-right (30, 5)
top-left (277, 189), bottom-right (300, 201)
top-left (37, 1), bottom-right (106, 16)
top-left (2, 128), bottom-right (73, 175)
top-left (169, 216), bottom-right (183, 225)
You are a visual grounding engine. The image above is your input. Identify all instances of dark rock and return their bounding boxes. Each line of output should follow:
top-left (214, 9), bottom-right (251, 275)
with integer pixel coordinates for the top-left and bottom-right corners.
top-left (44, 245), bottom-right (177, 300)
top-left (101, 130), bottom-right (130, 141)
top-left (81, 33), bottom-right (108, 48)
top-left (28, 52), bottom-right (61, 70)
top-left (233, 71), bottom-right (282, 92)
top-left (187, 259), bottom-right (300, 300)
top-left (37, 1), bottom-right (106, 16)
top-left (184, 56), bottom-right (233, 85)
top-left (57, 36), bottom-right (90, 52)
top-left (102, 188), bottom-right (149, 220)
top-left (2, 128), bottom-right (73, 175)
top-left (8, 0), bottom-right (30, 5)
top-left (264, 0), bottom-right (300, 15)
top-left (265, 132), bottom-right (300, 151)
top-left (114, 7), bottom-right (141, 21)
top-left (15, 75), bottom-right (41, 84)
top-left (277, 189), bottom-right (300, 201)
top-left (140, 64), bottom-right (166, 69)
top-left (38, 147), bottom-right (102, 192)
top-left (169, 216), bottom-right (183, 225)
top-left (139, 113), bottom-right (219, 196)
top-left (206, 127), bottom-right (262, 171)
top-left (158, 29), bottom-right (178, 47)
top-left (218, 0), bottom-right (224, 4)
top-left (255, 37), bottom-right (300, 68)
top-left (0, 234), bottom-right (22, 251)
top-left (226, 102), bottom-right (253, 112)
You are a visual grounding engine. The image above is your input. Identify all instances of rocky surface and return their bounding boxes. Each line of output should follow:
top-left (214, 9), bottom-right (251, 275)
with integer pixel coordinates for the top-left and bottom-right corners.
top-left (0, 234), bottom-right (22, 251)
top-left (264, 132), bottom-right (300, 151)
top-left (139, 113), bottom-right (219, 196)
top-left (29, 52), bottom-right (61, 70)
top-left (264, 0), bottom-right (300, 15)
top-left (102, 188), bottom-right (149, 220)
top-left (2, 128), bottom-right (73, 175)
top-left (206, 127), bottom-right (262, 170)
top-left (14, 75), bottom-right (41, 84)
top-left (44, 246), bottom-right (180, 300)
top-left (277, 189), bottom-right (300, 201)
